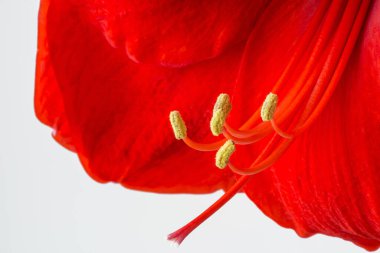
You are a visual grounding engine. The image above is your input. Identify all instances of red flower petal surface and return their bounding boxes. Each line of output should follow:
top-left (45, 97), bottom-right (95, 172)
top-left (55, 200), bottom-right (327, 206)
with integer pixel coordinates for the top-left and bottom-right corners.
top-left (35, 0), bottom-right (380, 250)
top-left (80, 0), bottom-right (267, 66)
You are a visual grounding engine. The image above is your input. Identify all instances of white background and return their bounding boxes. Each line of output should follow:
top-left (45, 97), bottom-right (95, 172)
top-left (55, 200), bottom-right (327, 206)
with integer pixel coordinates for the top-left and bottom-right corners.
top-left (0, 1), bottom-right (369, 252)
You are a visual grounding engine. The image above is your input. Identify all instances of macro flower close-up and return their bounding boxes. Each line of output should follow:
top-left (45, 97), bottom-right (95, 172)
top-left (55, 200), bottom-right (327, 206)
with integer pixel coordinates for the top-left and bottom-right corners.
top-left (32, 0), bottom-right (380, 251)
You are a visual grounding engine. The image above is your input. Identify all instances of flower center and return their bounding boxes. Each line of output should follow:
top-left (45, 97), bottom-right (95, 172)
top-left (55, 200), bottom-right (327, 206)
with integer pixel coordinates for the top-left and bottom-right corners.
top-left (167, 0), bottom-right (370, 245)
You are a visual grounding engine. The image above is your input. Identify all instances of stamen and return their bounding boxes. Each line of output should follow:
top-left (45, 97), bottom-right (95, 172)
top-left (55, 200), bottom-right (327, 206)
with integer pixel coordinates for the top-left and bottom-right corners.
top-left (215, 140), bottom-right (235, 169)
top-left (169, 111), bottom-right (225, 152)
top-left (261, 93), bottom-right (278, 122)
top-left (166, 0), bottom-right (370, 245)
top-left (169, 111), bottom-right (187, 140)
top-left (222, 121), bottom-right (271, 142)
top-left (210, 94), bottom-right (232, 136)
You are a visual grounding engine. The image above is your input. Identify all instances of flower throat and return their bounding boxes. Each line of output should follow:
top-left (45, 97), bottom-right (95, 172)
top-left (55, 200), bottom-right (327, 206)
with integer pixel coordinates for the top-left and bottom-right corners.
top-left (167, 0), bottom-right (371, 245)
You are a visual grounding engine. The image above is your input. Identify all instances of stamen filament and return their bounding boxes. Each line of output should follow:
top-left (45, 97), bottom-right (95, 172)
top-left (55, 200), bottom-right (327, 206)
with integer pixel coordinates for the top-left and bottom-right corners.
top-left (224, 121), bottom-right (272, 139)
top-left (270, 120), bottom-right (293, 139)
top-left (239, 0), bottom-right (343, 130)
top-left (295, 0), bottom-right (370, 134)
top-left (229, 139), bottom-right (292, 176)
top-left (267, 0), bottom-right (346, 129)
top-left (297, 0), bottom-right (362, 125)
top-left (183, 137), bottom-right (225, 152)
top-left (271, 0), bottom-right (331, 93)
top-left (222, 128), bottom-right (266, 145)
top-left (275, 50), bottom-right (328, 123)
top-left (224, 123), bottom-right (257, 138)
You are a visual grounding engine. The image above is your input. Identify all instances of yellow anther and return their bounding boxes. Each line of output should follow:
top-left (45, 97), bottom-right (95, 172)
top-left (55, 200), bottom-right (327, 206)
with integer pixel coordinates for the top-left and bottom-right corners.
top-left (169, 111), bottom-right (187, 140)
top-left (261, 93), bottom-right (278, 121)
top-left (210, 94), bottom-right (232, 136)
top-left (215, 140), bottom-right (235, 169)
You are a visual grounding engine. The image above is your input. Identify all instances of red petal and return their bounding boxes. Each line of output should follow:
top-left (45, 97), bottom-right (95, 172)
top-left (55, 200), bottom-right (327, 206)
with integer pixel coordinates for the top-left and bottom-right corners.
top-left (81, 0), bottom-right (267, 66)
top-left (35, 0), bottom-right (380, 249)
top-left (35, 0), bottom-right (75, 151)
top-left (35, 0), bottom-right (248, 193)
top-left (244, 1), bottom-right (380, 250)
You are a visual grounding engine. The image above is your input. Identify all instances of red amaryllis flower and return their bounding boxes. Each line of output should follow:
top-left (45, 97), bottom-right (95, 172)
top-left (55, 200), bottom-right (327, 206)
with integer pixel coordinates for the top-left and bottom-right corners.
top-left (35, 0), bottom-right (380, 250)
